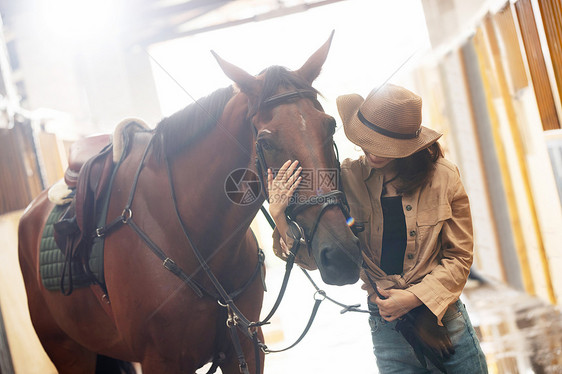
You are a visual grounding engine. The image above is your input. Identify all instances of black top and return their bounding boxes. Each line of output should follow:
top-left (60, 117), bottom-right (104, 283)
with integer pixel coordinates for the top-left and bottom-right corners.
top-left (380, 196), bottom-right (407, 275)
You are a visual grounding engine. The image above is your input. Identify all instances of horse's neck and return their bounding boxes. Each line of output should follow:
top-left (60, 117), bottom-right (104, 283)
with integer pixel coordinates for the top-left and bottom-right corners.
top-left (169, 95), bottom-right (264, 248)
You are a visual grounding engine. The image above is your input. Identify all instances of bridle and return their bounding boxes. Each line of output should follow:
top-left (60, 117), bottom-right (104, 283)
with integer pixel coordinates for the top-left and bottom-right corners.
top-left (97, 88), bottom-right (362, 374)
top-left (252, 89), bottom-right (357, 249)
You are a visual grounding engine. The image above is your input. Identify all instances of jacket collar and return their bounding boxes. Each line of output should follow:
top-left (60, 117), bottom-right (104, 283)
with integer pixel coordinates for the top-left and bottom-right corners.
top-left (360, 156), bottom-right (373, 181)
top-left (360, 156), bottom-right (398, 182)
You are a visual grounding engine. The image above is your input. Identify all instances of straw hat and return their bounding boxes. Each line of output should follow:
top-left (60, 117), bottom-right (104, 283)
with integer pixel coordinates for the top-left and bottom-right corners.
top-left (337, 84), bottom-right (442, 158)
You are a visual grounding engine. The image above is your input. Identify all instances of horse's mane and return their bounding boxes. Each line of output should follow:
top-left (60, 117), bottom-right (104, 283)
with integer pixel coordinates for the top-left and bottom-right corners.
top-left (154, 86), bottom-right (234, 158)
top-left (154, 65), bottom-right (319, 159)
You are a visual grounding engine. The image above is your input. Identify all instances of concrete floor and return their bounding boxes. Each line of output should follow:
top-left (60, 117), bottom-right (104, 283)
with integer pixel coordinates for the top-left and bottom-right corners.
top-left (462, 278), bottom-right (562, 373)
top-left (2, 210), bottom-right (562, 373)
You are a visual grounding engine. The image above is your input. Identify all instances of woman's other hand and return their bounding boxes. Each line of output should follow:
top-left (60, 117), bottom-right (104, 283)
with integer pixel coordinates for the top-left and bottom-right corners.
top-left (372, 287), bottom-right (423, 322)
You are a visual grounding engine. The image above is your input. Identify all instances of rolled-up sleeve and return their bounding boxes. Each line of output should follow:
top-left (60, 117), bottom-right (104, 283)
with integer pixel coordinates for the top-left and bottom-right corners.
top-left (408, 175), bottom-right (473, 324)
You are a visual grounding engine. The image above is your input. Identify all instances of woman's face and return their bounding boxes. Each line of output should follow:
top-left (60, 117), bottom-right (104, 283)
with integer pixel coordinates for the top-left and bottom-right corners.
top-left (363, 151), bottom-right (395, 169)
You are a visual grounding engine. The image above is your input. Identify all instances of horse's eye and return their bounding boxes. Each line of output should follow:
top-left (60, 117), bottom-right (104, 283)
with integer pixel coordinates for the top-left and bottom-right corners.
top-left (257, 137), bottom-right (274, 151)
top-left (326, 117), bottom-right (337, 136)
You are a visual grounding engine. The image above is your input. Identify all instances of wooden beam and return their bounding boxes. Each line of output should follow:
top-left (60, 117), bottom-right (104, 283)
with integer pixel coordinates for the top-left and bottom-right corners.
top-left (135, 0), bottom-right (347, 46)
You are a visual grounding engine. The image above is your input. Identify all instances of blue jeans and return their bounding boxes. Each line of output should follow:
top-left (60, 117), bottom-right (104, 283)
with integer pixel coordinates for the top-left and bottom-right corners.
top-left (368, 299), bottom-right (488, 373)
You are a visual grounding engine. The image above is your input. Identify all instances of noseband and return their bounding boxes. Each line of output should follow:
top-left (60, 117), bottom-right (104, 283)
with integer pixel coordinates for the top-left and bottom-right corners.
top-left (252, 89), bottom-right (354, 247)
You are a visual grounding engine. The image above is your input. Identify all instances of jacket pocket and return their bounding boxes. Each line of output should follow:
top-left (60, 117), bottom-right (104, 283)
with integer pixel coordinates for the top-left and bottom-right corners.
top-left (415, 205), bottom-right (452, 246)
top-left (417, 204), bottom-right (452, 226)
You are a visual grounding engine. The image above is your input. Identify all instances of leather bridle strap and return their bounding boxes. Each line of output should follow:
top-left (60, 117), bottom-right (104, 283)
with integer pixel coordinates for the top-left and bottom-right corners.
top-left (98, 136), bottom-right (264, 374)
top-left (300, 268), bottom-right (368, 314)
top-left (254, 221), bottom-right (329, 355)
top-left (252, 220), bottom-right (305, 327)
top-left (94, 88), bottom-right (355, 373)
top-left (248, 89), bottom-right (317, 119)
top-left (285, 190), bottom-right (348, 247)
top-left (262, 89), bottom-right (317, 107)
top-left (260, 296), bottom-right (323, 354)
top-left (253, 130), bottom-right (270, 201)
top-left (255, 134), bottom-right (353, 246)
top-left (252, 89), bottom-right (318, 202)
top-left (258, 206), bottom-right (371, 316)
top-left (96, 136), bottom-right (265, 303)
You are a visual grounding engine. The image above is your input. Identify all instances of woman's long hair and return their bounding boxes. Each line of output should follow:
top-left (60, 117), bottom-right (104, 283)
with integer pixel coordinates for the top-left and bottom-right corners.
top-left (395, 142), bottom-right (443, 195)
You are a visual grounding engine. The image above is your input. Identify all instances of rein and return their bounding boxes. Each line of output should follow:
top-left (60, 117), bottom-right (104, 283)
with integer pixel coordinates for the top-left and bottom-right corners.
top-left (97, 135), bottom-right (266, 374)
top-left (96, 136), bottom-right (265, 300)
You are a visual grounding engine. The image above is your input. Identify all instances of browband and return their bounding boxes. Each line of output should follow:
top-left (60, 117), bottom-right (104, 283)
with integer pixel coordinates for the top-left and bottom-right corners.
top-left (262, 89), bottom-right (317, 107)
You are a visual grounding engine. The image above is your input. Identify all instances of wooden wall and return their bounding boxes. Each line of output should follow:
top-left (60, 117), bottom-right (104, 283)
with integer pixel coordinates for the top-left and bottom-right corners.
top-left (538, 0), bottom-right (562, 109)
top-left (0, 120), bottom-right (67, 215)
top-left (413, 0), bottom-right (562, 306)
top-left (0, 121), bottom-right (43, 215)
top-left (515, 0), bottom-right (561, 130)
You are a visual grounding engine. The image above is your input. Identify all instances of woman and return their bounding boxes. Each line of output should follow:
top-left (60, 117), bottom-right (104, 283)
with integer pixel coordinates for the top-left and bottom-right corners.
top-left (268, 84), bottom-right (487, 373)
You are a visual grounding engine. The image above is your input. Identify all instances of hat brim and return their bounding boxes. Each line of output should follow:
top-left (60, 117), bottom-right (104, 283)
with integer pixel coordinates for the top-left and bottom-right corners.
top-left (337, 93), bottom-right (442, 158)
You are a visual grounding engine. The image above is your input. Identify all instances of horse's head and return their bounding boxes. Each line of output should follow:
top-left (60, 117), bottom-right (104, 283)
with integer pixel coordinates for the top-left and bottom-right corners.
top-left (213, 32), bottom-right (361, 286)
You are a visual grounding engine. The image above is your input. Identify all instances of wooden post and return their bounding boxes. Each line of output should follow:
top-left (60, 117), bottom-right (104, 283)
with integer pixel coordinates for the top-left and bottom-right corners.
top-left (0, 302), bottom-right (14, 374)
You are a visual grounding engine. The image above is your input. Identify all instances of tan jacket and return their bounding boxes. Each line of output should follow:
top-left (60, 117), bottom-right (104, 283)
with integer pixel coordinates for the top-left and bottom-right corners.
top-left (272, 155), bottom-right (473, 324)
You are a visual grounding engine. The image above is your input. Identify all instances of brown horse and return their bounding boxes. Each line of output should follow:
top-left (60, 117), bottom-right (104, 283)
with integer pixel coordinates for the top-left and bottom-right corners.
top-left (18, 34), bottom-right (361, 374)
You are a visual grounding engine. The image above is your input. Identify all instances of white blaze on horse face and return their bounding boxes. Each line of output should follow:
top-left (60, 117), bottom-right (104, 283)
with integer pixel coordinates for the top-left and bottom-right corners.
top-left (299, 114), bottom-right (307, 131)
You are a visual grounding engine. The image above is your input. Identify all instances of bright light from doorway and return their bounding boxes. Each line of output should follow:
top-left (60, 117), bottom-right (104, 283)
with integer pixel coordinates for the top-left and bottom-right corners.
top-left (37, 0), bottom-right (117, 43)
top-left (148, 0), bottom-right (430, 161)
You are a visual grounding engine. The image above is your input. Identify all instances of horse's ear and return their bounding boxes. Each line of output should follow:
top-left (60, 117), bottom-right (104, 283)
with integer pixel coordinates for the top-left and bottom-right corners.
top-left (296, 30), bottom-right (334, 84)
top-left (211, 50), bottom-right (261, 97)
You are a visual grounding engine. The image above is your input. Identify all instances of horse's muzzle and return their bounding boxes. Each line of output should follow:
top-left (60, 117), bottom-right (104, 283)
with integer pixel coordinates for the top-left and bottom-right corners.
top-left (317, 237), bottom-right (361, 286)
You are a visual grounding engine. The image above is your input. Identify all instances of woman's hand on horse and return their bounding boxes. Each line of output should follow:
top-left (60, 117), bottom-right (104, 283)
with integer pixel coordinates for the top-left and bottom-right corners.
top-left (372, 287), bottom-right (423, 322)
top-left (267, 160), bottom-right (302, 220)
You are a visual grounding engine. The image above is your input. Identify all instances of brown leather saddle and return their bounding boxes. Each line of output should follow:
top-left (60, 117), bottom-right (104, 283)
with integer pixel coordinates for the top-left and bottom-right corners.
top-left (53, 121), bottom-right (150, 294)
top-left (53, 135), bottom-right (114, 293)
top-left (63, 134), bottom-right (112, 188)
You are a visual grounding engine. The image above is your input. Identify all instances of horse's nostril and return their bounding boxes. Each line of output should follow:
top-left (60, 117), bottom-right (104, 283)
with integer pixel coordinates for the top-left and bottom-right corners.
top-left (320, 247), bottom-right (331, 265)
top-left (317, 245), bottom-right (361, 286)
top-left (320, 246), bottom-right (348, 267)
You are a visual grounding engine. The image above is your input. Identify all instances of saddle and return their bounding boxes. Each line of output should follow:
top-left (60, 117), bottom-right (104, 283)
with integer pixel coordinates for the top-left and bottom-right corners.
top-left (53, 119), bottom-right (150, 294)
top-left (64, 134), bottom-right (112, 188)
top-left (54, 137), bottom-right (114, 293)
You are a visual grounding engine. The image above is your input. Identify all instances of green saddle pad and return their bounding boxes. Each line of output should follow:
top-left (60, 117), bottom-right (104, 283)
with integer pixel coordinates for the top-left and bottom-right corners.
top-left (39, 204), bottom-right (105, 291)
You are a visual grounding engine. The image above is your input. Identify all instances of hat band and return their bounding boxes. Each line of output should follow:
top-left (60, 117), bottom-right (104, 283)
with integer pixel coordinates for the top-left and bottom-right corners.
top-left (357, 110), bottom-right (421, 140)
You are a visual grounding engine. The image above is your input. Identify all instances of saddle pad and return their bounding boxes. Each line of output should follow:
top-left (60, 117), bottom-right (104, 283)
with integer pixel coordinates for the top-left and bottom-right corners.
top-left (39, 204), bottom-right (105, 291)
